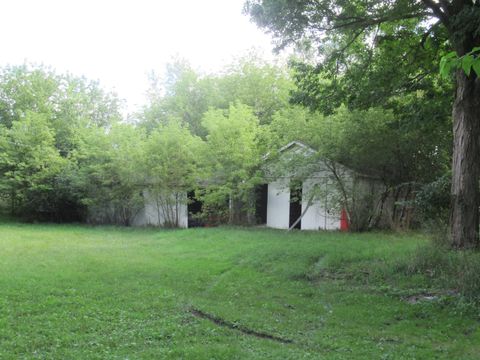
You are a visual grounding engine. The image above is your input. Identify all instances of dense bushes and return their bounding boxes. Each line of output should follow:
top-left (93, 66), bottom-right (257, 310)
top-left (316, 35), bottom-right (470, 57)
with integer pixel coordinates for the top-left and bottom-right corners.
top-left (0, 60), bottom-right (453, 230)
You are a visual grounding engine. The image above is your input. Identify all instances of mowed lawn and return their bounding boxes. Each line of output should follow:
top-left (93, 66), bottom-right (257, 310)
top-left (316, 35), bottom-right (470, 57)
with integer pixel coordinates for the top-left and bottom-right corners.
top-left (0, 223), bottom-right (479, 359)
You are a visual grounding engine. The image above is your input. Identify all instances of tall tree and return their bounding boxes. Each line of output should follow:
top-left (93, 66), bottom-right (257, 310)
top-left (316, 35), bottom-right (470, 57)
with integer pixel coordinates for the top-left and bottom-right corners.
top-left (201, 102), bottom-right (262, 224)
top-left (139, 54), bottom-right (294, 136)
top-left (143, 121), bottom-right (203, 227)
top-left (140, 59), bottom-right (217, 137)
top-left (216, 53), bottom-right (293, 124)
top-left (0, 112), bottom-right (66, 218)
top-left (74, 124), bottom-right (145, 225)
top-left (0, 64), bottom-right (123, 221)
top-left (246, 0), bottom-right (480, 248)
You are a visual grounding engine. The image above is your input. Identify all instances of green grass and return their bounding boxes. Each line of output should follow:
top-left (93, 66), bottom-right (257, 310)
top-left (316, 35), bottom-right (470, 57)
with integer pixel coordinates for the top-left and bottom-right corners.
top-left (0, 223), bottom-right (479, 359)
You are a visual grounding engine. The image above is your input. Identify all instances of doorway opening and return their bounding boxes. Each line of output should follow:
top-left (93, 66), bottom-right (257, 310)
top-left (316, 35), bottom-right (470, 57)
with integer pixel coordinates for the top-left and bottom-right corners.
top-left (255, 184), bottom-right (268, 225)
top-left (289, 181), bottom-right (302, 229)
top-left (187, 191), bottom-right (204, 227)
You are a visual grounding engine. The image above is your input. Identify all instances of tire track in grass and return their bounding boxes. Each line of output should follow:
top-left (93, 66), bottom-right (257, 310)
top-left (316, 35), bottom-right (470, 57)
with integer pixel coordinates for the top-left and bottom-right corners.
top-left (189, 307), bottom-right (294, 344)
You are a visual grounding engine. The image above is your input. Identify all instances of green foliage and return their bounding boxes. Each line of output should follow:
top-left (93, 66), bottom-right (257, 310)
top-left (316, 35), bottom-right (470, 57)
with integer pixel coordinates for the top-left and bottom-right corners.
top-left (0, 65), bottom-right (58, 128)
top-left (0, 112), bottom-right (66, 218)
top-left (415, 173), bottom-right (451, 225)
top-left (266, 105), bottom-right (315, 148)
top-left (75, 124), bottom-right (146, 225)
top-left (141, 59), bottom-right (216, 137)
top-left (0, 54), bottom-right (454, 228)
top-left (440, 47), bottom-right (480, 78)
top-left (0, 64), bottom-right (123, 222)
top-left (144, 121), bottom-right (203, 227)
top-left (216, 54), bottom-right (293, 124)
top-left (138, 53), bottom-right (445, 229)
top-left (245, 7), bottom-right (453, 230)
top-left (201, 103), bottom-right (262, 223)
top-left (265, 104), bottom-right (452, 230)
top-left (139, 55), bottom-right (293, 137)
top-left (267, 104), bottom-right (449, 187)
top-left (245, 0), bottom-right (480, 245)
top-left (307, 107), bottom-right (395, 177)
top-left (145, 121), bottom-right (202, 191)
top-left (245, 4), bottom-right (453, 165)
top-left (1, 223), bottom-right (479, 358)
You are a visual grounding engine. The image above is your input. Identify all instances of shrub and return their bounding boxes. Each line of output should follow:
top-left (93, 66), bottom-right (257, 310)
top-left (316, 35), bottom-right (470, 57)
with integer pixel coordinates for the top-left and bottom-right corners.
top-left (400, 243), bottom-right (480, 303)
top-left (415, 174), bottom-right (451, 228)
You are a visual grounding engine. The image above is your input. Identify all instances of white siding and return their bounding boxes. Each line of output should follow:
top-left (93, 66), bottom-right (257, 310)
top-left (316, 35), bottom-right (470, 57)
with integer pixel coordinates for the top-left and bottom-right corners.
top-left (133, 191), bottom-right (188, 228)
top-left (301, 179), bottom-right (322, 230)
top-left (267, 179), bottom-right (290, 229)
top-left (301, 178), bottom-right (340, 230)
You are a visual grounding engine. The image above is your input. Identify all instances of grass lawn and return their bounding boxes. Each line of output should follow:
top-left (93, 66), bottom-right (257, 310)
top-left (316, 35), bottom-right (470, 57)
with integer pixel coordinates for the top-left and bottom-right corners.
top-left (0, 223), bottom-right (478, 359)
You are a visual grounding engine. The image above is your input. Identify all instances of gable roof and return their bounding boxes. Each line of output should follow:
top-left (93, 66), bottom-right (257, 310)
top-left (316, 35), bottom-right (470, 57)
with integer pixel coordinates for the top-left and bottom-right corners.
top-left (263, 140), bottom-right (380, 181)
top-left (278, 141), bottom-right (316, 155)
top-left (262, 140), bottom-right (317, 161)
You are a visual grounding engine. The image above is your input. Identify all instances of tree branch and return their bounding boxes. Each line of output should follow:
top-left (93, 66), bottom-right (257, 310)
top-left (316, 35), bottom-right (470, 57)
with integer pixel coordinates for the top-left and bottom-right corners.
top-left (421, 0), bottom-right (450, 25)
top-left (288, 192), bottom-right (314, 231)
top-left (421, 20), bottom-right (442, 48)
top-left (319, 12), bottom-right (432, 31)
top-left (332, 29), bottom-right (365, 58)
top-left (438, 0), bottom-right (451, 15)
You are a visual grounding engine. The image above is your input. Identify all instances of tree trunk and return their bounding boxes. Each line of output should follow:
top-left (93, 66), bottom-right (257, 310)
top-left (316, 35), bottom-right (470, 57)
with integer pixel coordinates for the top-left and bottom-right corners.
top-left (288, 193), bottom-right (314, 231)
top-left (451, 70), bottom-right (480, 249)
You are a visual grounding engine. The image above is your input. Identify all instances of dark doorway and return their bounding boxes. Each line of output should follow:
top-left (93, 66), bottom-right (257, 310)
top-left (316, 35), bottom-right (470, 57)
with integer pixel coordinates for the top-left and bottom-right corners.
top-left (255, 184), bottom-right (268, 225)
top-left (289, 182), bottom-right (302, 229)
top-left (187, 191), bottom-right (204, 227)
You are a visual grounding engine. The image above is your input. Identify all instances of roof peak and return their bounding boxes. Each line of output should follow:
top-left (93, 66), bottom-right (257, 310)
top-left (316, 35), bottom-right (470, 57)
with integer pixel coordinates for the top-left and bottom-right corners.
top-left (278, 141), bottom-right (316, 154)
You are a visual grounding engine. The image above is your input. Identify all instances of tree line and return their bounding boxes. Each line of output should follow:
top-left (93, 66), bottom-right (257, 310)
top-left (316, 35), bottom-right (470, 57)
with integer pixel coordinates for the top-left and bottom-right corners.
top-left (0, 52), bottom-right (452, 229)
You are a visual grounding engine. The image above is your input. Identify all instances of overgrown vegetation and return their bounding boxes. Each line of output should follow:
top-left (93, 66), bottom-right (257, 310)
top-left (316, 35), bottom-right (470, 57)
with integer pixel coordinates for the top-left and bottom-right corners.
top-left (0, 55), bottom-right (453, 229)
top-left (245, 0), bottom-right (479, 248)
top-left (0, 223), bottom-right (478, 359)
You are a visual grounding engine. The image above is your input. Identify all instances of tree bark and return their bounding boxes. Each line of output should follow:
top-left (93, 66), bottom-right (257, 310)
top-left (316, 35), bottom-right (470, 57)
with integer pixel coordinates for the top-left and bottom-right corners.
top-left (288, 193), bottom-right (314, 231)
top-left (451, 70), bottom-right (480, 249)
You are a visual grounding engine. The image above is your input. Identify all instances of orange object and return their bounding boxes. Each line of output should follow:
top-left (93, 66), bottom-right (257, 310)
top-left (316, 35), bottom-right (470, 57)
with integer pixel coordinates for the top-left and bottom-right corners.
top-left (340, 208), bottom-right (349, 231)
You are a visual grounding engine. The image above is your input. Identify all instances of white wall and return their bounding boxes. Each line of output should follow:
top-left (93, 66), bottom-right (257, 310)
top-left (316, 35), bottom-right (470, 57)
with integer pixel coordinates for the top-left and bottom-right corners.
top-left (301, 178), bottom-right (340, 230)
top-left (133, 191), bottom-right (188, 228)
top-left (265, 176), bottom-right (340, 231)
top-left (301, 178), bottom-right (323, 230)
top-left (267, 178), bottom-right (290, 229)
top-left (263, 143), bottom-right (358, 231)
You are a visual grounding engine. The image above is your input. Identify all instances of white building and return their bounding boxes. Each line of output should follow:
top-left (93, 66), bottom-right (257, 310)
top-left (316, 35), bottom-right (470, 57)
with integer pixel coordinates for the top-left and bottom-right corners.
top-left (262, 141), bottom-right (350, 231)
top-left (132, 190), bottom-right (189, 228)
top-left (266, 177), bottom-right (341, 230)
